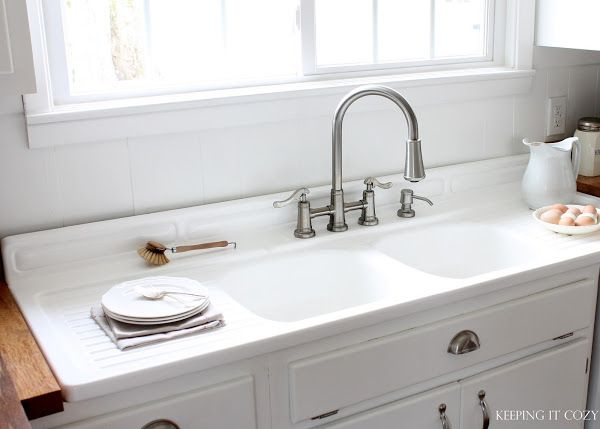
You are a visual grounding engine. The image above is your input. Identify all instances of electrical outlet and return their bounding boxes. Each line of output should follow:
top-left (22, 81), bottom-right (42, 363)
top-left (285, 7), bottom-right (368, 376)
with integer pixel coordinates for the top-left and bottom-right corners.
top-left (546, 96), bottom-right (567, 137)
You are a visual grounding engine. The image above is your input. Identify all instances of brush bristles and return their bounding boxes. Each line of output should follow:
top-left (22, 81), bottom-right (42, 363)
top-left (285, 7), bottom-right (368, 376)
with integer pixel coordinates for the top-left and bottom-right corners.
top-left (137, 245), bottom-right (170, 266)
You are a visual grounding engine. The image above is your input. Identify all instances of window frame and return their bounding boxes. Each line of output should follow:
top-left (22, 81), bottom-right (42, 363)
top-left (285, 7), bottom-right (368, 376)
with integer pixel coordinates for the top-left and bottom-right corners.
top-left (23, 0), bottom-right (536, 149)
top-left (46, 0), bottom-right (502, 105)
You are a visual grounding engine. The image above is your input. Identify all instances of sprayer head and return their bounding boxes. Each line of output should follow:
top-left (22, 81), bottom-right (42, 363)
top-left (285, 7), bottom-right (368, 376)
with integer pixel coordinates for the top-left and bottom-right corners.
top-left (404, 139), bottom-right (426, 182)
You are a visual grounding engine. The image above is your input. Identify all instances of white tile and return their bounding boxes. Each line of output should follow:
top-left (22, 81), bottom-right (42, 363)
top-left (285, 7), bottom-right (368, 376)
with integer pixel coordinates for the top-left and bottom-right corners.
top-left (235, 121), bottom-right (323, 197)
top-left (483, 97), bottom-right (516, 158)
top-left (128, 133), bottom-right (204, 214)
top-left (515, 69), bottom-right (548, 143)
top-left (547, 68), bottom-right (569, 98)
top-left (417, 101), bottom-right (486, 168)
top-left (0, 114), bottom-right (61, 237)
top-left (567, 65), bottom-right (599, 134)
top-left (55, 140), bottom-right (133, 226)
top-left (0, 96), bottom-right (23, 115)
top-left (340, 108), bottom-right (409, 181)
top-left (199, 129), bottom-right (243, 204)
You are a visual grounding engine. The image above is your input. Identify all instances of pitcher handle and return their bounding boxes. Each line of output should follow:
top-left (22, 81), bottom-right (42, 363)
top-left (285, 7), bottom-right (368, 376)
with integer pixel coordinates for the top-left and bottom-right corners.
top-left (572, 137), bottom-right (581, 179)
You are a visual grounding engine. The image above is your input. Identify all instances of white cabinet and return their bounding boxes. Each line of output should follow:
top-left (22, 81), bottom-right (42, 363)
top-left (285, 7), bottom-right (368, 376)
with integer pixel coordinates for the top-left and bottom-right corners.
top-left (460, 340), bottom-right (589, 428)
top-left (0, 0), bottom-right (35, 95)
top-left (536, 0), bottom-right (600, 51)
top-left (324, 384), bottom-right (460, 429)
top-left (321, 340), bottom-right (589, 429)
top-left (57, 376), bottom-right (258, 429)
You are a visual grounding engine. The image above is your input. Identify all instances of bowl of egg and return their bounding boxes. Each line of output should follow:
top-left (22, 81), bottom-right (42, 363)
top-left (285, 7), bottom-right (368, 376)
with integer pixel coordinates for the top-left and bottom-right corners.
top-left (533, 204), bottom-right (600, 235)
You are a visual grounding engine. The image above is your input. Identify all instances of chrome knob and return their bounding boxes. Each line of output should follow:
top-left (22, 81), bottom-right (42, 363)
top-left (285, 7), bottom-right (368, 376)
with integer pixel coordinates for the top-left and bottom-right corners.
top-left (439, 403), bottom-right (450, 429)
top-left (273, 188), bottom-right (310, 208)
top-left (141, 419), bottom-right (180, 429)
top-left (447, 330), bottom-right (481, 355)
top-left (479, 390), bottom-right (490, 429)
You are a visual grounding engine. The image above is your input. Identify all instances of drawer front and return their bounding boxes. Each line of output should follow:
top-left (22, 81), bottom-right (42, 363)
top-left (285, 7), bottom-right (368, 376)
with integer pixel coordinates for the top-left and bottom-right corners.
top-left (290, 280), bottom-right (596, 422)
top-left (63, 377), bottom-right (256, 429)
top-left (324, 383), bottom-right (460, 429)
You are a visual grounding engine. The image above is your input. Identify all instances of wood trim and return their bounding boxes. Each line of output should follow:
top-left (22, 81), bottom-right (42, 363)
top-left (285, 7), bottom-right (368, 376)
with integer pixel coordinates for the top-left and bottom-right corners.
top-left (577, 175), bottom-right (600, 198)
top-left (0, 355), bottom-right (31, 429)
top-left (0, 282), bottom-right (63, 420)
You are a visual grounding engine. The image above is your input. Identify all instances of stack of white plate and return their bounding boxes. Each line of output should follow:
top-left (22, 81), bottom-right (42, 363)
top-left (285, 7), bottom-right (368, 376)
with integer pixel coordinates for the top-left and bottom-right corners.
top-left (101, 277), bottom-right (209, 325)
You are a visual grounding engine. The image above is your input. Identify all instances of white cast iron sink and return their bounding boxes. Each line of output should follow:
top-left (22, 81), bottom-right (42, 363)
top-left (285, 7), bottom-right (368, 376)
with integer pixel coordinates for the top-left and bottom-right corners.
top-left (216, 249), bottom-right (405, 322)
top-left (375, 223), bottom-right (545, 279)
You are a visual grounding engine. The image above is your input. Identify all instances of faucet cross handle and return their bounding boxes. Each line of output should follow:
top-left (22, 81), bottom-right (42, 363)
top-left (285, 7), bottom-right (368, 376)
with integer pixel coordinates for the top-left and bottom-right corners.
top-left (273, 188), bottom-right (310, 208)
top-left (364, 177), bottom-right (393, 191)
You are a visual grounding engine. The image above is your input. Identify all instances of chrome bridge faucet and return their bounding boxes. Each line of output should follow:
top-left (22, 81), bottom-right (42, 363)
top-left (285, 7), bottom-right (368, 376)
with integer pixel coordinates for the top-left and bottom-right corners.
top-left (274, 84), bottom-right (427, 238)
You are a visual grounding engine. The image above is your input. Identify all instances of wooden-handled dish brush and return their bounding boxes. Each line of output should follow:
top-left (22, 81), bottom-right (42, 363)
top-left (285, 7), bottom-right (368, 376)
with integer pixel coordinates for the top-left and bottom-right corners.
top-left (138, 240), bottom-right (236, 266)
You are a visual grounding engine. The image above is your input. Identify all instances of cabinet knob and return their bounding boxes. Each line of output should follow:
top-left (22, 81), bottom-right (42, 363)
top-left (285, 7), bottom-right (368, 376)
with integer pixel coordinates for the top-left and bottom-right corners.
top-left (447, 330), bottom-right (480, 355)
top-left (141, 419), bottom-right (180, 429)
top-left (438, 403), bottom-right (450, 429)
top-left (478, 390), bottom-right (490, 429)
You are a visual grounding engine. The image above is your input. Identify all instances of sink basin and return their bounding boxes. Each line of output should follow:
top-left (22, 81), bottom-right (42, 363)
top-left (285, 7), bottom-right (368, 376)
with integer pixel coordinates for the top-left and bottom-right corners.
top-left (375, 223), bottom-right (544, 279)
top-left (216, 249), bottom-right (404, 322)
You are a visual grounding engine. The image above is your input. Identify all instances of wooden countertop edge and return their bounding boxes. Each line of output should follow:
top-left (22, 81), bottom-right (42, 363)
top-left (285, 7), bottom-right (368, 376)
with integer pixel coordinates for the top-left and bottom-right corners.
top-left (0, 282), bottom-right (64, 420)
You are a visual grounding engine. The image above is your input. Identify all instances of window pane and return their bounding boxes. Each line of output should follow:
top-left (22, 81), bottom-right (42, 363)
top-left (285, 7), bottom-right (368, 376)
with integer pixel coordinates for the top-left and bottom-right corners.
top-left (433, 0), bottom-right (486, 58)
top-left (61, 0), bottom-right (299, 95)
top-left (315, 0), bottom-right (373, 67)
top-left (377, 0), bottom-right (431, 63)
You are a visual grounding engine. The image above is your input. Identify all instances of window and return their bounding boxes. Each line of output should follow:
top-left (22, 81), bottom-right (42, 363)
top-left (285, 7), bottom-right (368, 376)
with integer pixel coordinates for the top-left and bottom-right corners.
top-left (44, 0), bottom-right (497, 104)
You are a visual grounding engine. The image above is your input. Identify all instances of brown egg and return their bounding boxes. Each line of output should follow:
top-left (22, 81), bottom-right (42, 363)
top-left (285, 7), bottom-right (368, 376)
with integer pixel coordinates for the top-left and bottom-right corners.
top-left (559, 216), bottom-right (576, 226)
top-left (566, 207), bottom-right (582, 217)
top-left (540, 209), bottom-right (562, 224)
top-left (583, 204), bottom-right (597, 214)
top-left (576, 214), bottom-right (597, 226)
top-left (550, 204), bottom-right (569, 213)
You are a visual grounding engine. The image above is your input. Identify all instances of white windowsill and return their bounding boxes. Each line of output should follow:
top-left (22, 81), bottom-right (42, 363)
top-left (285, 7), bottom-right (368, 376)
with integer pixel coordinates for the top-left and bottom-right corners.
top-left (25, 67), bottom-right (535, 149)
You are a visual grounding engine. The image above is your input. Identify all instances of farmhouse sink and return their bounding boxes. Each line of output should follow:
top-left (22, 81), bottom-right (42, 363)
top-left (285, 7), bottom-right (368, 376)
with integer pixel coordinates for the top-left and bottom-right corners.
top-left (375, 223), bottom-right (545, 279)
top-left (217, 249), bottom-right (405, 322)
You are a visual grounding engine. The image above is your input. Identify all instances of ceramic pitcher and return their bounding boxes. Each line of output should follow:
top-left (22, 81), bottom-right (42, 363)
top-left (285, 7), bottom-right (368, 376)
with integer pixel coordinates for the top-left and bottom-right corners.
top-left (522, 137), bottom-right (581, 209)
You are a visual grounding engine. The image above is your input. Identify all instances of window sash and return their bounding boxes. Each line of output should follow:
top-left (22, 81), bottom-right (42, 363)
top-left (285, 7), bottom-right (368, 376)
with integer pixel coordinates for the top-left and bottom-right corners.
top-left (301, 0), bottom-right (499, 76)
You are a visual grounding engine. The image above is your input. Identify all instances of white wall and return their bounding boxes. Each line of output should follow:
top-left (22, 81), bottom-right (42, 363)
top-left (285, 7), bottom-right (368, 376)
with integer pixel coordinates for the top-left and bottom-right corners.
top-left (1, 47), bottom-right (600, 238)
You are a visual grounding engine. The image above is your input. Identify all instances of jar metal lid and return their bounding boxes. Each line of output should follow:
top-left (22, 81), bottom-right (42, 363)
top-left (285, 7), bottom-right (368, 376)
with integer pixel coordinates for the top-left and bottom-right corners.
top-left (578, 117), bottom-right (600, 132)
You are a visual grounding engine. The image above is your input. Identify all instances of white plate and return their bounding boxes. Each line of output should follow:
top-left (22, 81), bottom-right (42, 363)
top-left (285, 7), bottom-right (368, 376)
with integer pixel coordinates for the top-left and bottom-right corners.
top-left (101, 276), bottom-right (209, 319)
top-left (533, 205), bottom-right (600, 235)
top-left (102, 300), bottom-right (210, 325)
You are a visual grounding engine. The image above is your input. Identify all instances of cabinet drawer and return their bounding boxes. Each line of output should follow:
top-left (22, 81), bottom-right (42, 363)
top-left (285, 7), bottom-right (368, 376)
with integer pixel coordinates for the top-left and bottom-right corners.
top-left (289, 280), bottom-right (595, 422)
top-left (324, 383), bottom-right (460, 429)
top-left (62, 376), bottom-right (256, 429)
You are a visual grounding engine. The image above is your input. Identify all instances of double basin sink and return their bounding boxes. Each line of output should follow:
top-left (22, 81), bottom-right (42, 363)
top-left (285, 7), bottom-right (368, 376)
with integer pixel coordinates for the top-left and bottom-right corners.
top-left (217, 223), bottom-right (544, 323)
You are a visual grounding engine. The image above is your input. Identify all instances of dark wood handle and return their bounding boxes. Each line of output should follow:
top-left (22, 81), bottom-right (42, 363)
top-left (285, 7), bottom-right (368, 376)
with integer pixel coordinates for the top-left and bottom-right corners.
top-left (174, 241), bottom-right (230, 253)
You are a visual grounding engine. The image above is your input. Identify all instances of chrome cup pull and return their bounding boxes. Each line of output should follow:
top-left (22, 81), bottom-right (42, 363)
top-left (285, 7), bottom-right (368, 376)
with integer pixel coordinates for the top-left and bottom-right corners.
top-left (447, 330), bottom-right (480, 355)
top-left (478, 390), bottom-right (490, 429)
top-left (141, 419), bottom-right (180, 429)
top-left (438, 403), bottom-right (450, 429)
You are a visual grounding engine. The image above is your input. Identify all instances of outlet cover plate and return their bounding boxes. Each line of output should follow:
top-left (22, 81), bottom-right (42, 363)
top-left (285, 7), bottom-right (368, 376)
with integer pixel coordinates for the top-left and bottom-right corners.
top-left (546, 96), bottom-right (567, 137)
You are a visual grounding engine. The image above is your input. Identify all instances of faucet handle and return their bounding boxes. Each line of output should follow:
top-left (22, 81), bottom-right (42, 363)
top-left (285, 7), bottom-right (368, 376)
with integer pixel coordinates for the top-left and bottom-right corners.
top-left (364, 177), bottom-right (393, 191)
top-left (273, 188), bottom-right (310, 208)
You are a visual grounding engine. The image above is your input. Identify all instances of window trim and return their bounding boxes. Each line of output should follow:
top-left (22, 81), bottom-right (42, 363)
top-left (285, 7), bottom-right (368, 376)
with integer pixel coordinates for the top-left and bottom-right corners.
top-left (23, 0), bottom-right (536, 149)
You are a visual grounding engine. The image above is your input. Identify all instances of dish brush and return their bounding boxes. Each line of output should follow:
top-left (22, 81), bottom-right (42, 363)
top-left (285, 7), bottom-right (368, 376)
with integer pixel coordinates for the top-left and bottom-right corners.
top-left (138, 240), bottom-right (236, 266)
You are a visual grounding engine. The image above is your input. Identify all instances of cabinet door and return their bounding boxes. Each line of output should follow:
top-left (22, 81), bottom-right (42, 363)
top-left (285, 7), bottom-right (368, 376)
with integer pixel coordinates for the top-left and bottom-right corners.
top-left (0, 0), bottom-right (35, 95)
top-left (324, 383), bottom-right (460, 429)
top-left (537, 0), bottom-right (600, 51)
top-left (460, 340), bottom-right (589, 428)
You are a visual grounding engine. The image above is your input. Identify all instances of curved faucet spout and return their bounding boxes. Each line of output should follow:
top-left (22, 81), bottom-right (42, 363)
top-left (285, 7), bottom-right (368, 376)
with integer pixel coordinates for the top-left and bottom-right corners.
top-left (331, 84), bottom-right (425, 191)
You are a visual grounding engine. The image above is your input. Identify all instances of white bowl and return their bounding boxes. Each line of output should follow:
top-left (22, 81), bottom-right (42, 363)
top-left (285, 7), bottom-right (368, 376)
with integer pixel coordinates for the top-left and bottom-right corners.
top-left (532, 205), bottom-right (600, 235)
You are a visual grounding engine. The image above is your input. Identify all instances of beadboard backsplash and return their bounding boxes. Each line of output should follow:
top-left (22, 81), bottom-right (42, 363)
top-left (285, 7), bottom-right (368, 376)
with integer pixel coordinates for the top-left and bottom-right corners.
top-left (1, 47), bottom-right (600, 238)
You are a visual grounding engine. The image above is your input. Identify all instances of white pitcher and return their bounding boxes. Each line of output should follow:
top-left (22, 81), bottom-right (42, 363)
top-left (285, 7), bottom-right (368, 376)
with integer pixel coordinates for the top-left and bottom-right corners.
top-left (521, 137), bottom-right (581, 209)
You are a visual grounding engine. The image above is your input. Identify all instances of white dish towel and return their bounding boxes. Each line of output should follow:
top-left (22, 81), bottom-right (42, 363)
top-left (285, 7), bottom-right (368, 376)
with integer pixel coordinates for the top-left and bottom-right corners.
top-left (91, 304), bottom-right (225, 350)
